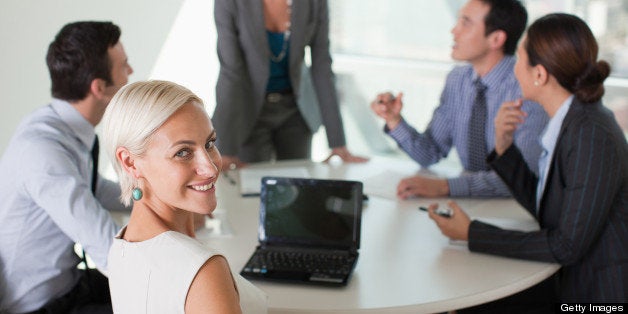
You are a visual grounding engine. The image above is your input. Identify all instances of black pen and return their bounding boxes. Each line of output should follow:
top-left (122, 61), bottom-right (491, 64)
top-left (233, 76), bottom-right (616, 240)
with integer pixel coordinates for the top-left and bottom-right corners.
top-left (418, 206), bottom-right (452, 218)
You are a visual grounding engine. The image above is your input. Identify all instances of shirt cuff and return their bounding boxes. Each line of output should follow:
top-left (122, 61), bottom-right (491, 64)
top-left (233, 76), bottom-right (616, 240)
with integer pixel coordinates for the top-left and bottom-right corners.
top-left (385, 119), bottom-right (412, 142)
top-left (447, 176), bottom-right (469, 197)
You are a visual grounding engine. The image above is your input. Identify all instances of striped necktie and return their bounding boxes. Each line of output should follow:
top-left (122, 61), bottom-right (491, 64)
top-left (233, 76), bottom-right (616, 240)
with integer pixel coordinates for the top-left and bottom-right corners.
top-left (467, 79), bottom-right (489, 171)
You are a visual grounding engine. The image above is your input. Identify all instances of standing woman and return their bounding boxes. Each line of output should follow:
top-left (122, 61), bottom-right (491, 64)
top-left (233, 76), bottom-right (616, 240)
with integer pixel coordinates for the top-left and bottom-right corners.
top-left (213, 0), bottom-right (367, 169)
top-left (428, 13), bottom-right (627, 302)
top-left (102, 80), bottom-right (267, 313)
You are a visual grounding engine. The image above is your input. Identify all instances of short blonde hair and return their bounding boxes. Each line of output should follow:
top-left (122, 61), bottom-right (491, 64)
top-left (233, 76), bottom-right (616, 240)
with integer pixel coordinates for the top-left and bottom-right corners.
top-left (101, 80), bottom-right (204, 206)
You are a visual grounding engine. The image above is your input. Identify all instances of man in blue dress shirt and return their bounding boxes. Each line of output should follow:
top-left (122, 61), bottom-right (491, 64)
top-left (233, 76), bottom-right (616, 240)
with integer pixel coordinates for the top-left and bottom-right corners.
top-left (371, 0), bottom-right (548, 198)
top-left (0, 21), bottom-right (133, 313)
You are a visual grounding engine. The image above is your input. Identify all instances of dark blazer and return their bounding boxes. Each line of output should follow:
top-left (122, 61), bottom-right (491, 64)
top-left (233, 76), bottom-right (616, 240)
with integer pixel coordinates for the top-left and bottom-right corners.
top-left (471, 98), bottom-right (628, 302)
top-left (213, 0), bottom-right (346, 155)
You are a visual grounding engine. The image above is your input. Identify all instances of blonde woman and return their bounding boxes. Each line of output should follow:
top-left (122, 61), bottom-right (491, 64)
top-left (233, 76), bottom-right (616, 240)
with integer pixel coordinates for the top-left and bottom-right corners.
top-left (102, 80), bottom-right (267, 313)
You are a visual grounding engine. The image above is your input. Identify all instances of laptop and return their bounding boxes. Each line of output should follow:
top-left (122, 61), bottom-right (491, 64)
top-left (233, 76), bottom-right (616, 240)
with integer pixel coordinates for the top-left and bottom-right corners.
top-left (240, 176), bottom-right (363, 286)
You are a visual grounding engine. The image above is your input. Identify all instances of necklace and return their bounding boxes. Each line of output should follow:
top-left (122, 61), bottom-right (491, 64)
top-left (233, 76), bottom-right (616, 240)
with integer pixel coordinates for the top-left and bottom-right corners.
top-left (269, 0), bottom-right (292, 62)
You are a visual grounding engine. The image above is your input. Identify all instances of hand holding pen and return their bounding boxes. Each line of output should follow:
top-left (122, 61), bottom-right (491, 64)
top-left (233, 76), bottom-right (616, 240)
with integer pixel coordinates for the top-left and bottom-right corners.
top-left (421, 201), bottom-right (471, 241)
top-left (419, 205), bottom-right (453, 218)
top-left (370, 91), bottom-right (404, 130)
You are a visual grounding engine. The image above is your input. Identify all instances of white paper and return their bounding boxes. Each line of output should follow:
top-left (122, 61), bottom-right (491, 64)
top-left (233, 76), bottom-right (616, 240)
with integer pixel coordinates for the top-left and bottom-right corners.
top-left (238, 166), bottom-right (310, 196)
top-left (361, 170), bottom-right (409, 200)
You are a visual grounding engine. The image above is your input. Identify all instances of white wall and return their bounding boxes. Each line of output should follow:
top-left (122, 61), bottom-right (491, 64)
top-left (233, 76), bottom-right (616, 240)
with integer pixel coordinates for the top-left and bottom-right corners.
top-left (0, 0), bottom-right (186, 154)
top-left (149, 0), bottom-right (216, 110)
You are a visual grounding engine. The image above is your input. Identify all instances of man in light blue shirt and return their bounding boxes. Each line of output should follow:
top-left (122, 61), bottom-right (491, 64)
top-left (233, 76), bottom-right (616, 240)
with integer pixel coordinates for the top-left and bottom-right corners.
top-left (0, 21), bottom-right (133, 314)
top-left (371, 0), bottom-right (548, 198)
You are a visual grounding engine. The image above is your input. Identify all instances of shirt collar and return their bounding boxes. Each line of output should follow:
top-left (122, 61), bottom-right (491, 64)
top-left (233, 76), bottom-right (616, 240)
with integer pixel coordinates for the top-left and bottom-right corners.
top-left (541, 95), bottom-right (574, 151)
top-left (473, 55), bottom-right (516, 90)
top-left (50, 98), bottom-right (96, 149)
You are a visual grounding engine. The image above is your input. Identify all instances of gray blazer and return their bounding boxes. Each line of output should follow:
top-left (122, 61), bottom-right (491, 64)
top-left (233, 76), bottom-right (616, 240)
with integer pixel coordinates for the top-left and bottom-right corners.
top-left (476, 98), bottom-right (628, 302)
top-left (213, 0), bottom-right (346, 155)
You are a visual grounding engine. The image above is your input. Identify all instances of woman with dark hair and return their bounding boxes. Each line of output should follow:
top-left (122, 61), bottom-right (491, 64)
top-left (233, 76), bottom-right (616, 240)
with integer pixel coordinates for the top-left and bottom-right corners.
top-left (428, 13), bottom-right (627, 302)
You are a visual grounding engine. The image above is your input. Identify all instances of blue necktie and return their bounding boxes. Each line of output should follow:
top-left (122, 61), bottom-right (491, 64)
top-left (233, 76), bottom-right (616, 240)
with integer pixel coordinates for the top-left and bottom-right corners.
top-left (468, 79), bottom-right (489, 171)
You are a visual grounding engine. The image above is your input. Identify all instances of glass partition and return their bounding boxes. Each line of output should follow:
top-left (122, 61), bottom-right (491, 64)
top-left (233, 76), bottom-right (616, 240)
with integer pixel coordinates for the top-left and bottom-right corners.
top-left (314, 0), bottom-right (628, 160)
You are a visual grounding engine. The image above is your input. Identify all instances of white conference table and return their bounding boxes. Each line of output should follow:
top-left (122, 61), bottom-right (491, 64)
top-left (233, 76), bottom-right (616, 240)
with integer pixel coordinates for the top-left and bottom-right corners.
top-left (194, 156), bottom-right (559, 313)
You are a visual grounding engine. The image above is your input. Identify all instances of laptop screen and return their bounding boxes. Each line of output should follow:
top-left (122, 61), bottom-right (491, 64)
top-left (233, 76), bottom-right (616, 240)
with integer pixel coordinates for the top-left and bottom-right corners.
top-left (259, 177), bottom-right (362, 251)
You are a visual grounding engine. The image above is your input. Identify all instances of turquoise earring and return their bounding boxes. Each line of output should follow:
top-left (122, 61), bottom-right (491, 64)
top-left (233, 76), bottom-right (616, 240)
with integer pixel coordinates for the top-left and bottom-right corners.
top-left (132, 187), bottom-right (143, 201)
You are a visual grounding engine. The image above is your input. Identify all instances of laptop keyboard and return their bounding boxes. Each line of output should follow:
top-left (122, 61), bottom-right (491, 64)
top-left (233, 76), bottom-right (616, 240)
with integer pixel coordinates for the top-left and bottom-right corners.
top-left (243, 249), bottom-right (356, 278)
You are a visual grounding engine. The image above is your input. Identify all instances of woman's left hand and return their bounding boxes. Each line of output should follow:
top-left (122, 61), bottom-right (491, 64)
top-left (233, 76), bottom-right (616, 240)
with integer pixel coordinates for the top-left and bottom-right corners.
top-left (427, 201), bottom-right (471, 241)
top-left (324, 146), bottom-right (369, 163)
top-left (494, 99), bottom-right (527, 156)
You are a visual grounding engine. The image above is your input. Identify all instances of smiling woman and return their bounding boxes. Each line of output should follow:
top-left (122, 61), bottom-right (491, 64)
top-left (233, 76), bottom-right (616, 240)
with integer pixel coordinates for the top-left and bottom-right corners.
top-left (101, 80), bottom-right (267, 313)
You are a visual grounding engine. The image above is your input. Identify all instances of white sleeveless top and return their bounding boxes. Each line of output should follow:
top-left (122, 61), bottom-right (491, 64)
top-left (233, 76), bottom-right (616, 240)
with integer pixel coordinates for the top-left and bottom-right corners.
top-left (108, 227), bottom-right (267, 313)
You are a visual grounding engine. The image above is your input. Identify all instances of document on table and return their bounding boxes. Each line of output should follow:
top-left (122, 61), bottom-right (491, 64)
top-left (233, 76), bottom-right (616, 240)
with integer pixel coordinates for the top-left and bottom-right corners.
top-left (238, 166), bottom-right (310, 196)
top-left (361, 170), bottom-right (409, 200)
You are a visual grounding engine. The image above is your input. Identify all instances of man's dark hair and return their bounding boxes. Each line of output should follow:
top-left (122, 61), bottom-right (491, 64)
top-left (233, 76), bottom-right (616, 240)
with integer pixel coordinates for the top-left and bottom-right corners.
top-left (46, 21), bottom-right (121, 102)
top-left (480, 0), bottom-right (527, 55)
